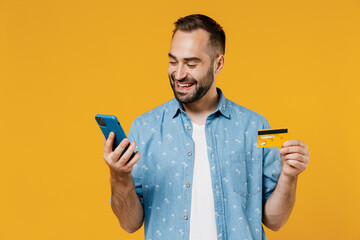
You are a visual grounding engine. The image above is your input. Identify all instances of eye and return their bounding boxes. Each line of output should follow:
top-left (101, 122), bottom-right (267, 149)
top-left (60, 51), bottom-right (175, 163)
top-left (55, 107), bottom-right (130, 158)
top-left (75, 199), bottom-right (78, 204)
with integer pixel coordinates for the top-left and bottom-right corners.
top-left (187, 64), bottom-right (196, 68)
top-left (169, 61), bottom-right (177, 66)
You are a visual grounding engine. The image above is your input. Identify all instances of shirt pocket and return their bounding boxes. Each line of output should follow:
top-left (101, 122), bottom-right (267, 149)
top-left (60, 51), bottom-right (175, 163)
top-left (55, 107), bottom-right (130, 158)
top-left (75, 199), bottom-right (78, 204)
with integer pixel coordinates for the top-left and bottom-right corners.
top-left (227, 153), bottom-right (262, 199)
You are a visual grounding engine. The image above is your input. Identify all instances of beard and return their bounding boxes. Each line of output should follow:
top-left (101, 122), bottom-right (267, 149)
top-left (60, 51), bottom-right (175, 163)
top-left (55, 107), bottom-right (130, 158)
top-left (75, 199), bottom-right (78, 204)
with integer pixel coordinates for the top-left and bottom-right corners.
top-left (168, 63), bottom-right (215, 104)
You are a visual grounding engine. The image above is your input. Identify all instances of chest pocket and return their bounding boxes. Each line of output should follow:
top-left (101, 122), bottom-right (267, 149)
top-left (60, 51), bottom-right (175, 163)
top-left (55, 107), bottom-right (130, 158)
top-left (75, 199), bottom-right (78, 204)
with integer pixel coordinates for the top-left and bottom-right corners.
top-left (227, 153), bottom-right (262, 199)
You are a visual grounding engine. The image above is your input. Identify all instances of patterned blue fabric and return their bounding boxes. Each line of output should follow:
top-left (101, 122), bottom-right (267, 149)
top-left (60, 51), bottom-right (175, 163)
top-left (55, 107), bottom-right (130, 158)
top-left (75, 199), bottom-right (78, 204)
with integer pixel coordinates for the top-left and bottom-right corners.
top-left (128, 88), bottom-right (282, 240)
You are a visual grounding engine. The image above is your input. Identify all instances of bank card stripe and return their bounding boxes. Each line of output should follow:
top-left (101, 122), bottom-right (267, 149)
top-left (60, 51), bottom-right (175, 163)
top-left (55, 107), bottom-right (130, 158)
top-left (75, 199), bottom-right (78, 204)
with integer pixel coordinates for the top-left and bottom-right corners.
top-left (258, 128), bottom-right (288, 135)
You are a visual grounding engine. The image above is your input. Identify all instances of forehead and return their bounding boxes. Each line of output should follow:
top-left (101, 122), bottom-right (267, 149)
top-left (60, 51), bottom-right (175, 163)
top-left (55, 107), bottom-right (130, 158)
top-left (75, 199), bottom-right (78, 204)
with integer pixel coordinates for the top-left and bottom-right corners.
top-left (169, 29), bottom-right (211, 60)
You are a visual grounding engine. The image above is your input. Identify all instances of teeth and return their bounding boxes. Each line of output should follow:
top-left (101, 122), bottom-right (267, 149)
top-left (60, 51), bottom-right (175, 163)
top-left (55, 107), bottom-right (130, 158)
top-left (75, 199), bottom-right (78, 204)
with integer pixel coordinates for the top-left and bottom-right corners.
top-left (178, 83), bottom-right (192, 87)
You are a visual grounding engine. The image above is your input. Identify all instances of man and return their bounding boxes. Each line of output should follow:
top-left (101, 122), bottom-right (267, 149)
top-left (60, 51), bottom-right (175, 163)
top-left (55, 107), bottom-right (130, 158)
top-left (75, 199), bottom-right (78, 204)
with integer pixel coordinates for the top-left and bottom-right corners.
top-left (102, 14), bottom-right (310, 240)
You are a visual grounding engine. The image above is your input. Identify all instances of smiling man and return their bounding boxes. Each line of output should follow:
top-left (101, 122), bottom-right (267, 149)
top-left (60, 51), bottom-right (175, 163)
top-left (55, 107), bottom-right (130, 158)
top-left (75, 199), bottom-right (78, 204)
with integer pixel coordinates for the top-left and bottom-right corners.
top-left (102, 14), bottom-right (310, 240)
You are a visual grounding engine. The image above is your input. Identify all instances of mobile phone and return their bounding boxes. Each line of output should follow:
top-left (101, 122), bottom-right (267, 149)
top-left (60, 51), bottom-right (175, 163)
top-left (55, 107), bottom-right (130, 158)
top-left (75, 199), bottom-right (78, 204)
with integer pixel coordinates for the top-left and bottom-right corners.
top-left (95, 114), bottom-right (134, 158)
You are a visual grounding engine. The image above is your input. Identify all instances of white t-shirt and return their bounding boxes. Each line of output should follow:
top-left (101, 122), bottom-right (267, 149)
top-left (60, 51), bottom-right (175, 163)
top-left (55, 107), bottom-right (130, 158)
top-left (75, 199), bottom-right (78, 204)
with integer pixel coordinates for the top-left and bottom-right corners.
top-left (189, 122), bottom-right (217, 240)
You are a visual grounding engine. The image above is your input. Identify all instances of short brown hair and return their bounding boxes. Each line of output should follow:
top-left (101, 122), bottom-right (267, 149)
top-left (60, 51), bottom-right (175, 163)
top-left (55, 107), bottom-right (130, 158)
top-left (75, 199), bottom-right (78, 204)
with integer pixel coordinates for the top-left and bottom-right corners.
top-left (172, 14), bottom-right (225, 57)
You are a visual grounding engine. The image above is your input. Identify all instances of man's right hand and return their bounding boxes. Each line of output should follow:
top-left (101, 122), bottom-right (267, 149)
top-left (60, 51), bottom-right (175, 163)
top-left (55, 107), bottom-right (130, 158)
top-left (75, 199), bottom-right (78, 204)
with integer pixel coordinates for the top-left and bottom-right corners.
top-left (103, 132), bottom-right (140, 191)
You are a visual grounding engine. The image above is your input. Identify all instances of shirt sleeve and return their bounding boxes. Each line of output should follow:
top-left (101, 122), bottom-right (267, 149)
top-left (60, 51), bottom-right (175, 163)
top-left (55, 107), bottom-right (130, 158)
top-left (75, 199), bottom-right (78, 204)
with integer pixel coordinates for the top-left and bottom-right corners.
top-left (127, 118), bottom-right (144, 206)
top-left (262, 118), bottom-right (282, 207)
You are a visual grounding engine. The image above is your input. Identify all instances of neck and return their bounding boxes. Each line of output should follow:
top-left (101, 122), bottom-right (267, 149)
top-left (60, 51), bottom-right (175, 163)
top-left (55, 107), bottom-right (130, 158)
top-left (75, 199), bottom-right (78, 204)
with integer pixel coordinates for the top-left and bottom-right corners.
top-left (183, 86), bottom-right (219, 125)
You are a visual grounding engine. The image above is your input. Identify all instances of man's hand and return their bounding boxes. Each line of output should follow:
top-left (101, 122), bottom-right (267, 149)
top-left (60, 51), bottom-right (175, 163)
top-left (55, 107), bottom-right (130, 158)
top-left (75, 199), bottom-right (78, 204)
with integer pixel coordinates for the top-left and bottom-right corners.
top-left (103, 132), bottom-right (140, 189)
top-left (279, 139), bottom-right (310, 178)
top-left (102, 132), bottom-right (143, 233)
top-left (263, 139), bottom-right (310, 231)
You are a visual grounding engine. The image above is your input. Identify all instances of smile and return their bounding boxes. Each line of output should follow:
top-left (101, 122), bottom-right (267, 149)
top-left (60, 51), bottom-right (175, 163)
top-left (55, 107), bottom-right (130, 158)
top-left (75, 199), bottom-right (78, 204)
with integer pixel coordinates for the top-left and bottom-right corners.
top-left (176, 81), bottom-right (195, 92)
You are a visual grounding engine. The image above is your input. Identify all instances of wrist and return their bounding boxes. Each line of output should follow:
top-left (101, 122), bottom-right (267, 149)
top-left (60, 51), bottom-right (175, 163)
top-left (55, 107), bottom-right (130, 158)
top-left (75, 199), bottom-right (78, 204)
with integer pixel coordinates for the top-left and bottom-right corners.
top-left (110, 171), bottom-right (135, 194)
top-left (279, 172), bottom-right (298, 185)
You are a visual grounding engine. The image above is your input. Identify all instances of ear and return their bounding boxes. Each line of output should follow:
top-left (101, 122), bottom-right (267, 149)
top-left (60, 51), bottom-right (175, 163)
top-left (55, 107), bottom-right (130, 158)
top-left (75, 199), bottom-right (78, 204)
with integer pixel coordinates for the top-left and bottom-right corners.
top-left (214, 54), bottom-right (224, 74)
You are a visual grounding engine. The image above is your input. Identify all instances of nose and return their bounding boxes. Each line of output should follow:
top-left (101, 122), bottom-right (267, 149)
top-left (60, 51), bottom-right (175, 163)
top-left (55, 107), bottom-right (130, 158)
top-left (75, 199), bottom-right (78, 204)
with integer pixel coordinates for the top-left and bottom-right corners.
top-left (174, 64), bottom-right (188, 80)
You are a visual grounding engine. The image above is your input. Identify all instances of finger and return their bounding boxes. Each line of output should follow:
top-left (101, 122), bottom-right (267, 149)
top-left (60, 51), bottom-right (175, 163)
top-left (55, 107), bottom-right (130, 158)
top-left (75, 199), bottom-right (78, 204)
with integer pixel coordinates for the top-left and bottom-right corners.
top-left (103, 136), bottom-right (106, 145)
top-left (117, 142), bottom-right (137, 166)
top-left (280, 146), bottom-right (309, 156)
top-left (283, 139), bottom-right (308, 149)
top-left (112, 138), bottom-right (130, 160)
top-left (286, 159), bottom-right (307, 170)
top-left (104, 132), bottom-right (115, 155)
top-left (124, 151), bottom-right (140, 169)
top-left (282, 153), bottom-right (307, 163)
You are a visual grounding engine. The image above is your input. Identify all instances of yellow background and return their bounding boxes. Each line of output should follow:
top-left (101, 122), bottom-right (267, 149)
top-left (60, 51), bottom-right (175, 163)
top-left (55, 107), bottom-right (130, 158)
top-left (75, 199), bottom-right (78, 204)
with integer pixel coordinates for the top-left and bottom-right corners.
top-left (1, 0), bottom-right (359, 239)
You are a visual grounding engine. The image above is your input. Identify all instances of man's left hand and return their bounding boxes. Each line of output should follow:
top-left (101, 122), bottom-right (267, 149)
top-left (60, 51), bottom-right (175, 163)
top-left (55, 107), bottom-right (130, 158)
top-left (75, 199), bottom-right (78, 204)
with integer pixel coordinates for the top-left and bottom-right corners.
top-left (279, 140), bottom-right (310, 178)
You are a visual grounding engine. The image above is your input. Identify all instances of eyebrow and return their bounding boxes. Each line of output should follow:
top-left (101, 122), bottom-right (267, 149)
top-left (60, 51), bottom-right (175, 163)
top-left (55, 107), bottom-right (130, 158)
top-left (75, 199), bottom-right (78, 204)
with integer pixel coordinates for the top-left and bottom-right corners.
top-left (168, 53), bottom-right (201, 62)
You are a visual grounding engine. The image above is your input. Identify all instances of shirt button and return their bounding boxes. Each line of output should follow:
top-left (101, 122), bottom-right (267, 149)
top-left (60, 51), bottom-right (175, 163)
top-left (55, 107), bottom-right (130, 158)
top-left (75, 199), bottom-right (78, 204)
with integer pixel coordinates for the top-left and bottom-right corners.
top-left (184, 215), bottom-right (188, 220)
top-left (186, 126), bottom-right (191, 130)
top-left (187, 152), bottom-right (192, 156)
top-left (185, 183), bottom-right (190, 188)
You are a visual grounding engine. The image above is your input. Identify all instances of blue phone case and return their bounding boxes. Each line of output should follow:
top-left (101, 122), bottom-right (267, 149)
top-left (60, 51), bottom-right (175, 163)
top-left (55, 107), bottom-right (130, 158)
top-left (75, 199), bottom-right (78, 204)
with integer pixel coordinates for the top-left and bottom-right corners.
top-left (95, 114), bottom-right (128, 151)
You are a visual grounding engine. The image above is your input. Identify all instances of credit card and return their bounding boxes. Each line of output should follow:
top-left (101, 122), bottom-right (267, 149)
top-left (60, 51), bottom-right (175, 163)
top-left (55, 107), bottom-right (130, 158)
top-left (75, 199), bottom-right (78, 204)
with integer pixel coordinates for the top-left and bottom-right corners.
top-left (258, 128), bottom-right (289, 148)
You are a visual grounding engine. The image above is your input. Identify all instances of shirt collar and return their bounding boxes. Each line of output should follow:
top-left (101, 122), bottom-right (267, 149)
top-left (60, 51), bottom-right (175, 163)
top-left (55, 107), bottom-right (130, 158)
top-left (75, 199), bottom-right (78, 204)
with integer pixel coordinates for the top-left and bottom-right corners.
top-left (171, 88), bottom-right (230, 119)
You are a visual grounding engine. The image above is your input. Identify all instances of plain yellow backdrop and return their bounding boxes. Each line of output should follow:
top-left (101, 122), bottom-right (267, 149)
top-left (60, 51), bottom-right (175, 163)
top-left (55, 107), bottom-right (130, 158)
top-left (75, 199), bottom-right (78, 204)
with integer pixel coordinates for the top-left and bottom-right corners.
top-left (1, 0), bottom-right (359, 239)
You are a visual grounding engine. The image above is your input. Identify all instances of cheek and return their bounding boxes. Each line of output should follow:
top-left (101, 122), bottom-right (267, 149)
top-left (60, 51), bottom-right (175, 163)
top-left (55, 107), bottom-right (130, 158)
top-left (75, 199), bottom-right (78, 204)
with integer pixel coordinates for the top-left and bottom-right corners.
top-left (190, 68), bottom-right (206, 81)
top-left (168, 66), bottom-right (176, 76)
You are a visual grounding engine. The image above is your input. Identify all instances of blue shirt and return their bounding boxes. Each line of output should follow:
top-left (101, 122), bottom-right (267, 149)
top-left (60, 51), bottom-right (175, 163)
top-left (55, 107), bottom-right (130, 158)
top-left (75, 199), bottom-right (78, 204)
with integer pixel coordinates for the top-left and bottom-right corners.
top-left (128, 88), bottom-right (282, 240)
